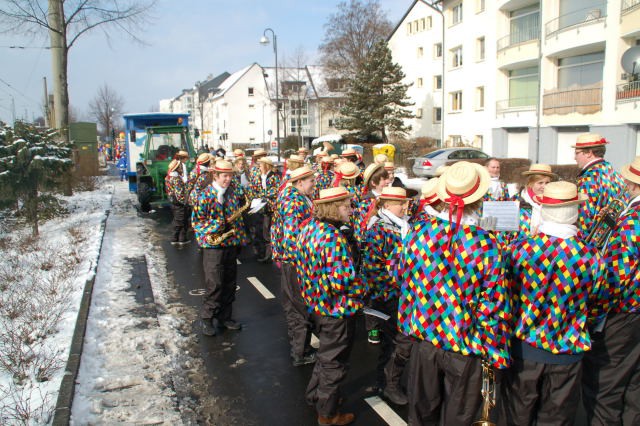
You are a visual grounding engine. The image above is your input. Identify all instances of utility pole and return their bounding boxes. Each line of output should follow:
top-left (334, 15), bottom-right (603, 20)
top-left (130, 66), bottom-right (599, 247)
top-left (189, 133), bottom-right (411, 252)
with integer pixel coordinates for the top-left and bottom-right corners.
top-left (43, 77), bottom-right (49, 127)
top-left (48, 0), bottom-right (69, 142)
top-left (11, 96), bottom-right (16, 126)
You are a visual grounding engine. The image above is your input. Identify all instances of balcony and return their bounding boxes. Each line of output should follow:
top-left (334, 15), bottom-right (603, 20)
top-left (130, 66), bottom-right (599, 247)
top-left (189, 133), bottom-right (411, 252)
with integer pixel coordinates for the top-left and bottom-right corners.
top-left (545, 5), bottom-right (607, 37)
top-left (622, 0), bottom-right (640, 14)
top-left (543, 83), bottom-right (602, 115)
top-left (496, 97), bottom-right (537, 114)
top-left (497, 25), bottom-right (540, 52)
top-left (616, 81), bottom-right (640, 102)
top-left (621, 0), bottom-right (640, 37)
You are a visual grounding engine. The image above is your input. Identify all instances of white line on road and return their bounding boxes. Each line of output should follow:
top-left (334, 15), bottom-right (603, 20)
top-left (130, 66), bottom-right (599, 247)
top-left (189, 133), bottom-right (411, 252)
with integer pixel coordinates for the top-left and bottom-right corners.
top-left (236, 259), bottom-right (241, 265)
top-left (247, 276), bottom-right (275, 299)
top-left (365, 396), bottom-right (407, 426)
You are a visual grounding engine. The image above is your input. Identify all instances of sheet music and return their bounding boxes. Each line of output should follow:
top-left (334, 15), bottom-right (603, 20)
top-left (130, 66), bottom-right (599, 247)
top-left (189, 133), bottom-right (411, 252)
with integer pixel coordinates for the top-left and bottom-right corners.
top-left (482, 201), bottom-right (520, 232)
top-left (248, 198), bottom-right (267, 214)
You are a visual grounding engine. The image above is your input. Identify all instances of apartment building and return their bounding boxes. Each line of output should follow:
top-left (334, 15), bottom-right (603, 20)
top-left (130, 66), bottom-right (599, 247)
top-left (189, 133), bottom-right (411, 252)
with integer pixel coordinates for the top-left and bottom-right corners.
top-left (390, 0), bottom-right (640, 168)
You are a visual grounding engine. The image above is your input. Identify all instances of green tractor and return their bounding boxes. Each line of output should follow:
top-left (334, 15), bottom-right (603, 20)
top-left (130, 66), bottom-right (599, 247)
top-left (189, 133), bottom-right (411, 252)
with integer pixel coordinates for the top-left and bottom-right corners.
top-left (135, 125), bottom-right (195, 212)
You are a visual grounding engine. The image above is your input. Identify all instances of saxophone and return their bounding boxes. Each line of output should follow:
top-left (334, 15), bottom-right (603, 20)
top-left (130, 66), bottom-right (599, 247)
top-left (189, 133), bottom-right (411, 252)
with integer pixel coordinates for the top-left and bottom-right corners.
top-left (473, 358), bottom-right (497, 426)
top-left (205, 193), bottom-right (251, 246)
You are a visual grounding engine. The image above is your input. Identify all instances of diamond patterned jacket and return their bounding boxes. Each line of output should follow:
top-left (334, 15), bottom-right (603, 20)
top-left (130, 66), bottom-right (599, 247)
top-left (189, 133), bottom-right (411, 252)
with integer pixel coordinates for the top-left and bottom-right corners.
top-left (192, 182), bottom-right (249, 248)
top-left (295, 219), bottom-right (365, 318)
top-left (362, 215), bottom-right (402, 302)
top-left (165, 173), bottom-right (187, 205)
top-left (274, 186), bottom-right (312, 263)
top-left (577, 159), bottom-right (626, 236)
top-left (396, 216), bottom-right (511, 369)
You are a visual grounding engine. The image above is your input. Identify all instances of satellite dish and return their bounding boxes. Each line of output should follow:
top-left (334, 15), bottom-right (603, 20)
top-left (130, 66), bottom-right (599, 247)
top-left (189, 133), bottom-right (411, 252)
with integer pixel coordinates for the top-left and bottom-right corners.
top-left (621, 46), bottom-right (640, 76)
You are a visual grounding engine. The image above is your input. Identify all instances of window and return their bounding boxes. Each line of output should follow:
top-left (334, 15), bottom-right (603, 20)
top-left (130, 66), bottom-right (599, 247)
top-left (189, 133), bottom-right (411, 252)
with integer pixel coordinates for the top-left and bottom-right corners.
top-left (414, 21), bottom-right (419, 32)
top-left (416, 108), bottom-right (423, 118)
top-left (417, 78), bottom-right (423, 88)
top-left (452, 3), bottom-right (463, 25)
top-left (451, 46), bottom-right (463, 68)
top-left (477, 0), bottom-right (485, 13)
top-left (508, 66), bottom-right (539, 107)
top-left (433, 107), bottom-right (442, 123)
top-left (427, 16), bottom-right (433, 28)
top-left (249, 137), bottom-right (256, 142)
top-left (558, 51), bottom-right (605, 89)
top-left (509, 5), bottom-right (540, 47)
top-left (248, 87), bottom-right (254, 96)
top-left (290, 117), bottom-right (308, 133)
top-left (406, 23), bottom-right (412, 34)
top-left (418, 46), bottom-right (424, 58)
top-left (473, 135), bottom-right (485, 148)
top-left (328, 119), bottom-right (335, 127)
top-left (434, 43), bottom-right (443, 58)
top-left (434, 75), bottom-right (442, 90)
top-left (451, 91), bottom-right (463, 111)
top-left (249, 104), bottom-right (255, 109)
top-left (476, 86), bottom-right (485, 110)
top-left (449, 136), bottom-right (463, 147)
top-left (249, 121), bottom-right (255, 125)
top-left (421, 18), bottom-right (426, 30)
top-left (476, 37), bottom-right (485, 61)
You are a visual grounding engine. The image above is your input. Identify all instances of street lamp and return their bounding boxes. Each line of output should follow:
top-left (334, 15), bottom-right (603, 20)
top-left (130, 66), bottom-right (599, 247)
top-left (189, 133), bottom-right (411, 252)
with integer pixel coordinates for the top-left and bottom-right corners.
top-left (260, 28), bottom-right (280, 161)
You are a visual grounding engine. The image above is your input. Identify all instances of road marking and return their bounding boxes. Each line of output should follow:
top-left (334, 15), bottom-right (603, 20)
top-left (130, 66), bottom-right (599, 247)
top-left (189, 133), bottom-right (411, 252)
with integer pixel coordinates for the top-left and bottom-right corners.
top-left (247, 276), bottom-right (275, 299)
top-left (189, 288), bottom-right (206, 296)
top-left (311, 334), bottom-right (319, 349)
top-left (365, 396), bottom-right (407, 426)
top-left (236, 259), bottom-right (241, 265)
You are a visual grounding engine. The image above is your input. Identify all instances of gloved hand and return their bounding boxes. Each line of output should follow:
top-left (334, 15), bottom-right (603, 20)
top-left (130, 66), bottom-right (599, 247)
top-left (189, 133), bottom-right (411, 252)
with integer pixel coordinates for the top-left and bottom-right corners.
top-left (479, 216), bottom-right (498, 231)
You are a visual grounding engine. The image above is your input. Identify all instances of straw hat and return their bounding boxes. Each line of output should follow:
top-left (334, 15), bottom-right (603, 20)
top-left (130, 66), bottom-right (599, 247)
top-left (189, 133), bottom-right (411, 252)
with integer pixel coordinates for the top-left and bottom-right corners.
top-left (379, 186), bottom-right (409, 201)
top-left (233, 149), bottom-right (245, 158)
top-left (176, 150), bottom-right (189, 158)
top-left (316, 150), bottom-right (328, 158)
top-left (341, 148), bottom-right (357, 157)
top-left (168, 159), bottom-right (181, 173)
top-left (434, 165), bottom-right (449, 177)
top-left (572, 133), bottom-right (608, 149)
top-left (534, 181), bottom-right (587, 206)
top-left (383, 161), bottom-right (395, 171)
top-left (621, 156), bottom-right (640, 185)
top-left (374, 153), bottom-right (389, 164)
top-left (287, 154), bottom-right (305, 165)
top-left (196, 153), bottom-right (213, 164)
top-left (213, 160), bottom-right (234, 173)
top-left (436, 161), bottom-right (490, 205)
top-left (336, 161), bottom-right (359, 180)
top-left (298, 147), bottom-right (309, 154)
top-left (289, 166), bottom-right (315, 182)
top-left (258, 157), bottom-right (274, 167)
top-left (253, 148), bottom-right (267, 157)
top-left (330, 154), bottom-right (339, 160)
top-left (420, 177), bottom-right (440, 204)
top-left (521, 163), bottom-right (557, 179)
top-left (363, 163), bottom-right (384, 187)
top-left (315, 186), bottom-right (350, 204)
top-left (333, 158), bottom-right (346, 166)
top-left (321, 156), bottom-right (334, 165)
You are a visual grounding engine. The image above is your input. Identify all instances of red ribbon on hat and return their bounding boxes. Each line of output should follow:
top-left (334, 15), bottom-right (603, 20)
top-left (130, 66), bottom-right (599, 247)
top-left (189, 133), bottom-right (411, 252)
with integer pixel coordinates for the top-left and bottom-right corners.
top-left (332, 171), bottom-right (344, 187)
top-left (361, 199), bottom-right (377, 234)
top-left (444, 177), bottom-right (481, 251)
top-left (419, 193), bottom-right (439, 211)
top-left (537, 194), bottom-right (578, 204)
top-left (322, 161), bottom-right (331, 173)
top-left (629, 164), bottom-right (640, 177)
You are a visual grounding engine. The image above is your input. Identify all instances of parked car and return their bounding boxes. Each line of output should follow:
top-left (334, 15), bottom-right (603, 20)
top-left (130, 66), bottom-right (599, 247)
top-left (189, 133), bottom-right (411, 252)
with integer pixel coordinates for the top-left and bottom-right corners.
top-left (412, 148), bottom-right (490, 177)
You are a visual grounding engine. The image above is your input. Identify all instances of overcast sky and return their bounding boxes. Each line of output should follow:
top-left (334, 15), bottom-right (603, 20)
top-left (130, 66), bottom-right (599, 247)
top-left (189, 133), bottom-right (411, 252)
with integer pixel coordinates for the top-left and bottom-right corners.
top-left (0, 0), bottom-right (410, 125)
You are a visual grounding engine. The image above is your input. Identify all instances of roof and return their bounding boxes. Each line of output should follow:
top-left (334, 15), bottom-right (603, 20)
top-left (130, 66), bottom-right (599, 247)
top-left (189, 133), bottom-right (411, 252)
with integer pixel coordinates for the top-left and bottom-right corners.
top-left (210, 63), bottom-right (258, 100)
top-left (305, 65), bottom-right (348, 99)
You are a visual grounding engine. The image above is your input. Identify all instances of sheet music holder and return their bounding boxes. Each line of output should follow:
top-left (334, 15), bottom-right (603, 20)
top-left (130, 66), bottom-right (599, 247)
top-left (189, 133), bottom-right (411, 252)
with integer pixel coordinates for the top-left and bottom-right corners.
top-left (482, 201), bottom-right (520, 232)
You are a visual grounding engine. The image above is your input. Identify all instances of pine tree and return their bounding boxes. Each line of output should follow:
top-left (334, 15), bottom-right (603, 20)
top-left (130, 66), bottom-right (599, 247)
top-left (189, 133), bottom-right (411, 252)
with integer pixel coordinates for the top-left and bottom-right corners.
top-left (0, 122), bottom-right (73, 236)
top-left (337, 40), bottom-right (414, 142)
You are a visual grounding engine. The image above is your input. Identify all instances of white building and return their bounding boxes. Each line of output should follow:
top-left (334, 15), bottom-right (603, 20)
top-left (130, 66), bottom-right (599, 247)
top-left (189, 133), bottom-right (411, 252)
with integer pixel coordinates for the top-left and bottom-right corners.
top-left (389, 0), bottom-right (640, 169)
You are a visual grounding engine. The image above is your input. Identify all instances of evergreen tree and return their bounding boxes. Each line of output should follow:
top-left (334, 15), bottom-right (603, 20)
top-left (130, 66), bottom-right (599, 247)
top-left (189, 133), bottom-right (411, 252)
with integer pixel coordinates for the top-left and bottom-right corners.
top-left (337, 40), bottom-right (414, 142)
top-left (0, 122), bottom-right (73, 236)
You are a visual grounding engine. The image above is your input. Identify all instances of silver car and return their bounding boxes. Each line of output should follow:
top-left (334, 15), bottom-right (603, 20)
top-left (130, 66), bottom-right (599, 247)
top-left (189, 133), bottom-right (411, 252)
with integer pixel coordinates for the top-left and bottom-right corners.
top-left (412, 148), bottom-right (490, 177)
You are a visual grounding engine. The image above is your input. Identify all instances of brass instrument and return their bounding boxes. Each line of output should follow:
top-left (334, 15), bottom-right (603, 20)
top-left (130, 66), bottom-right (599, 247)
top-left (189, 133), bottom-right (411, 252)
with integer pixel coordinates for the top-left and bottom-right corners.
top-left (473, 359), bottom-right (496, 426)
top-left (205, 193), bottom-right (251, 246)
top-left (584, 198), bottom-right (626, 251)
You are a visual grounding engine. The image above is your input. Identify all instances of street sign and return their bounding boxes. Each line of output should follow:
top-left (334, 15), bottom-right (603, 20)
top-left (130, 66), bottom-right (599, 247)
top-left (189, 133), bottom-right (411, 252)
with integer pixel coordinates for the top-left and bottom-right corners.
top-left (271, 140), bottom-right (277, 148)
top-left (268, 130), bottom-right (273, 136)
top-left (202, 130), bottom-right (212, 134)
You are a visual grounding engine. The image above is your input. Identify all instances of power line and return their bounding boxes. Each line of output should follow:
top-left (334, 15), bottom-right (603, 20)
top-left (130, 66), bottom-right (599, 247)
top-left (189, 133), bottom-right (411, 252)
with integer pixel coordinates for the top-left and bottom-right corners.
top-left (0, 76), bottom-right (41, 107)
top-left (0, 45), bottom-right (51, 49)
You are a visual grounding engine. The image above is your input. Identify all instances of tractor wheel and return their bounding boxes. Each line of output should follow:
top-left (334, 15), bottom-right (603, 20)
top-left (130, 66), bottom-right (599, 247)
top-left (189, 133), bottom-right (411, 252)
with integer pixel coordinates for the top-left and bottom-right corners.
top-left (137, 182), bottom-right (152, 212)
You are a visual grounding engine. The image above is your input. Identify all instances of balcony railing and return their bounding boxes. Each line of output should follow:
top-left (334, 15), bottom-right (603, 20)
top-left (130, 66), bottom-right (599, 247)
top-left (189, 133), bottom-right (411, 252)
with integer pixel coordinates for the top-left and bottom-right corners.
top-left (616, 81), bottom-right (640, 101)
top-left (543, 84), bottom-right (602, 115)
top-left (545, 5), bottom-right (607, 37)
top-left (497, 25), bottom-right (540, 52)
top-left (622, 0), bottom-right (640, 14)
top-left (496, 97), bottom-right (537, 113)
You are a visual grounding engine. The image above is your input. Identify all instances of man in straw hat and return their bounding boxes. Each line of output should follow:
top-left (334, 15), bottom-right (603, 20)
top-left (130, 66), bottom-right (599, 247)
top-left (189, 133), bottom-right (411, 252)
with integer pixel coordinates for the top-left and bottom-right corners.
top-left (295, 186), bottom-right (364, 426)
top-left (414, 177), bottom-right (445, 221)
top-left (312, 149), bottom-right (328, 173)
top-left (187, 153), bottom-right (214, 207)
top-left (583, 156), bottom-right (640, 425)
top-left (502, 181), bottom-right (606, 425)
top-left (361, 186), bottom-right (414, 405)
top-left (165, 159), bottom-right (190, 245)
top-left (314, 156), bottom-right (335, 199)
top-left (249, 157), bottom-right (280, 263)
top-left (274, 166), bottom-right (317, 367)
top-left (573, 132), bottom-right (626, 235)
top-left (247, 148), bottom-right (268, 199)
top-left (396, 161), bottom-right (510, 425)
top-left (192, 160), bottom-right (249, 336)
top-left (332, 161), bottom-right (361, 206)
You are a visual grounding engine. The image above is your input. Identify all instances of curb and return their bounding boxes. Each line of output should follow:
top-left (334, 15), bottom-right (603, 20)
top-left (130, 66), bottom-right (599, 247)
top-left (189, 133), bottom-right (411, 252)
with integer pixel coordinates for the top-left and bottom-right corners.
top-left (52, 199), bottom-right (112, 425)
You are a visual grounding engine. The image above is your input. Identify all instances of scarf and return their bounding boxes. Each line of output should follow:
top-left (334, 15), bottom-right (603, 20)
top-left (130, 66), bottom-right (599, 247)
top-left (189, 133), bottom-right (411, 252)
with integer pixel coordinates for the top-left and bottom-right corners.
top-left (181, 163), bottom-right (188, 183)
top-left (212, 181), bottom-right (227, 205)
top-left (378, 208), bottom-right (410, 238)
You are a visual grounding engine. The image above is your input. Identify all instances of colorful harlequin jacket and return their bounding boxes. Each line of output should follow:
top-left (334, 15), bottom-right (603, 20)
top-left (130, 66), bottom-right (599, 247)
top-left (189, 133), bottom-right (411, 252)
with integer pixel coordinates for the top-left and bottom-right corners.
top-left (396, 216), bottom-right (511, 369)
top-left (483, 178), bottom-right (510, 201)
top-left (602, 200), bottom-right (640, 314)
top-left (351, 193), bottom-right (377, 246)
top-left (577, 159), bottom-right (626, 236)
top-left (252, 171), bottom-right (280, 214)
top-left (192, 182), bottom-right (249, 248)
top-left (187, 170), bottom-right (211, 206)
top-left (247, 164), bottom-right (262, 200)
top-left (295, 218), bottom-right (365, 318)
top-left (165, 172), bottom-right (187, 205)
top-left (275, 186), bottom-right (313, 262)
top-left (506, 233), bottom-right (606, 355)
top-left (314, 169), bottom-right (334, 199)
top-left (362, 213), bottom-right (403, 302)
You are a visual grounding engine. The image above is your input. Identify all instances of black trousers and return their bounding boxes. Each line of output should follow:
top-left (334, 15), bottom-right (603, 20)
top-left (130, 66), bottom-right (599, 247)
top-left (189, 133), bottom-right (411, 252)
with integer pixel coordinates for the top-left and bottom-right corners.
top-left (407, 340), bottom-right (482, 426)
top-left (280, 262), bottom-right (313, 358)
top-left (583, 312), bottom-right (640, 426)
top-left (502, 356), bottom-right (581, 426)
top-left (170, 203), bottom-right (189, 242)
top-left (250, 212), bottom-right (271, 258)
top-left (306, 314), bottom-right (356, 417)
top-left (200, 246), bottom-right (239, 322)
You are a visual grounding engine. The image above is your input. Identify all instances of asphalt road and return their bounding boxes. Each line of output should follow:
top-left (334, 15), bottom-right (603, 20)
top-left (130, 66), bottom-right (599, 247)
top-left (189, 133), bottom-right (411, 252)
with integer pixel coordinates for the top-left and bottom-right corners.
top-left (152, 207), bottom-right (408, 426)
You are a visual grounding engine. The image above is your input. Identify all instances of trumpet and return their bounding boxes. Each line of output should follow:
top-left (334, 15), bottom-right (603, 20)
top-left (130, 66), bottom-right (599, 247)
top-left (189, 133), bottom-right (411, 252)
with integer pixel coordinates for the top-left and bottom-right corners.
top-left (584, 198), bottom-right (626, 251)
top-left (473, 358), bottom-right (496, 426)
top-left (204, 193), bottom-right (251, 246)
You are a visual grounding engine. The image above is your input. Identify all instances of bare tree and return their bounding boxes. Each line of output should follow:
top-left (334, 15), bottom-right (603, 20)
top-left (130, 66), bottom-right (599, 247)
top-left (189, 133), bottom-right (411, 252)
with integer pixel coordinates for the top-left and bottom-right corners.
top-left (282, 47), bottom-right (312, 148)
top-left (0, 0), bottom-right (155, 142)
top-left (319, 0), bottom-right (393, 78)
top-left (88, 84), bottom-right (124, 140)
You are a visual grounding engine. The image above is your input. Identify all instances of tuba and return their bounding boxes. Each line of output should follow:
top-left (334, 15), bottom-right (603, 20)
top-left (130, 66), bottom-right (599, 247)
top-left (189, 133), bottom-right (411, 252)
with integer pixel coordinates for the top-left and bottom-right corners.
top-left (473, 359), bottom-right (497, 426)
top-left (205, 192), bottom-right (251, 246)
top-left (584, 198), bottom-right (626, 251)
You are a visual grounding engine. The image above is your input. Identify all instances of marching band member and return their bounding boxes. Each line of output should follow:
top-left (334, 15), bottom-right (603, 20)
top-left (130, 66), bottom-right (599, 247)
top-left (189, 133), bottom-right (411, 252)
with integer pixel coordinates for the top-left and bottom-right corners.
top-left (414, 177), bottom-right (444, 221)
top-left (297, 146), bottom-right (310, 162)
top-left (583, 156), bottom-right (640, 425)
top-left (295, 186), bottom-right (364, 426)
top-left (314, 156), bottom-right (335, 199)
top-left (277, 166), bottom-right (317, 367)
top-left (192, 160), bottom-right (249, 336)
top-left (187, 153), bottom-right (214, 207)
top-left (332, 161), bottom-right (361, 206)
top-left (253, 157), bottom-right (280, 263)
top-left (484, 157), bottom-right (510, 201)
top-left (374, 153), bottom-right (389, 165)
top-left (312, 150), bottom-right (328, 173)
top-left (396, 161), bottom-right (510, 425)
top-left (361, 187), bottom-right (413, 405)
top-left (514, 163), bottom-right (557, 238)
top-left (573, 133), bottom-right (626, 236)
top-left (341, 148), bottom-right (365, 182)
top-left (504, 181), bottom-right (606, 425)
top-left (165, 159), bottom-right (190, 245)
top-left (247, 148), bottom-right (268, 199)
